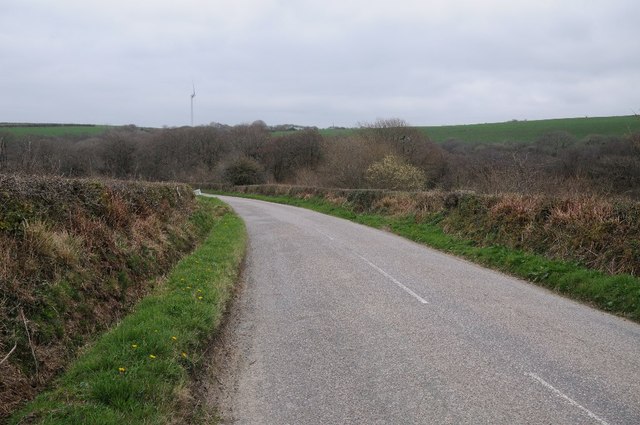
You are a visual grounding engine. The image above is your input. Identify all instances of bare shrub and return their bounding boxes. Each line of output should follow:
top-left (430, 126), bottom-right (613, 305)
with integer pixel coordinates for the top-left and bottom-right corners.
top-left (263, 129), bottom-right (323, 182)
top-left (413, 191), bottom-right (447, 220)
top-left (230, 122), bottom-right (270, 160)
top-left (295, 167), bottom-right (323, 187)
top-left (372, 194), bottom-right (417, 216)
top-left (323, 192), bottom-right (348, 206)
top-left (358, 118), bottom-right (447, 188)
top-left (317, 136), bottom-right (386, 188)
top-left (223, 156), bottom-right (266, 185)
top-left (534, 131), bottom-right (577, 155)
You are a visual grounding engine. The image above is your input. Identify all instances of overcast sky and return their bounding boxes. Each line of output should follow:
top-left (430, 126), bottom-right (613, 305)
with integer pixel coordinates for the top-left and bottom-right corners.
top-left (1, 0), bottom-right (638, 128)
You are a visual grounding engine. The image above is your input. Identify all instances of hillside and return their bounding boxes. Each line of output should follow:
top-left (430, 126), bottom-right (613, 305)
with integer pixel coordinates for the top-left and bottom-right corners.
top-left (3, 115), bottom-right (637, 143)
top-left (2, 115), bottom-right (639, 200)
top-left (419, 115), bottom-right (640, 143)
top-left (0, 123), bottom-right (111, 137)
top-left (317, 115), bottom-right (640, 143)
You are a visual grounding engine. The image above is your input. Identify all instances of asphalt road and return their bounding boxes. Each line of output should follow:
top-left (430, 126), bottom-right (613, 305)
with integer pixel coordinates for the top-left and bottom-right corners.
top-left (206, 195), bottom-right (640, 425)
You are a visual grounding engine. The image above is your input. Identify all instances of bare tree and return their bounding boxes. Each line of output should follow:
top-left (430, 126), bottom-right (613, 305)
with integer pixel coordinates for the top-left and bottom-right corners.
top-left (263, 129), bottom-right (323, 182)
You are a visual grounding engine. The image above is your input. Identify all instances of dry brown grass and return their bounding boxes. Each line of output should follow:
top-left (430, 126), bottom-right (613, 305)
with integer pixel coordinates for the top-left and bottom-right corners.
top-left (323, 192), bottom-right (348, 206)
top-left (234, 184), bottom-right (640, 276)
top-left (372, 194), bottom-right (418, 217)
top-left (441, 193), bottom-right (640, 276)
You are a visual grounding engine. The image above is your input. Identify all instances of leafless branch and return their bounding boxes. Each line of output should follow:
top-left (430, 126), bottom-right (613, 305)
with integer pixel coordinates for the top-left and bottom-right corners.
top-left (19, 308), bottom-right (38, 375)
top-left (0, 342), bottom-right (18, 366)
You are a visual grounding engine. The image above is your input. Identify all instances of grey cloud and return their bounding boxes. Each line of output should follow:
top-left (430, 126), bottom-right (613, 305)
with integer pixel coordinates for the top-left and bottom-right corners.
top-left (1, 0), bottom-right (638, 127)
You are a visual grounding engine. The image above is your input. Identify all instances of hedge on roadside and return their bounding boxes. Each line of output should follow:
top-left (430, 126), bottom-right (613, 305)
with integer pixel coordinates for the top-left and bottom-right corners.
top-left (0, 175), bottom-right (198, 420)
top-left (222, 184), bottom-right (640, 276)
top-left (9, 196), bottom-right (246, 424)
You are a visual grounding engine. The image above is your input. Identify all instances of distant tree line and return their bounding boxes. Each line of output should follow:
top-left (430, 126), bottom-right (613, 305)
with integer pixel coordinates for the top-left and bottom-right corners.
top-left (1, 118), bottom-right (639, 199)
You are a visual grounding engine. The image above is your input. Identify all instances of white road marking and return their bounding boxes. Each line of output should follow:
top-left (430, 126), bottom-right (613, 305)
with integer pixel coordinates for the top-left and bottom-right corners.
top-left (315, 228), bottom-right (335, 241)
top-left (356, 254), bottom-right (428, 304)
top-left (313, 225), bottom-right (426, 304)
top-left (526, 372), bottom-right (610, 425)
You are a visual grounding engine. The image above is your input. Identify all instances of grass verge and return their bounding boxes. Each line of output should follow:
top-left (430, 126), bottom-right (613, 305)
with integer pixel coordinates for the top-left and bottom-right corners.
top-left (212, 191), bottom-right (640, 322)
top-left (9, 197), bottom-right (246, 425)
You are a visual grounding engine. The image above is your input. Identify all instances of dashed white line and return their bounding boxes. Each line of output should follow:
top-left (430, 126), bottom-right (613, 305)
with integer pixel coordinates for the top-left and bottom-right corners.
top-left (356, 254), bottom-right (429, 304)
top-left (313, 226), bottom-right (426, 304)
top-left (526, 372), bottom-right (610, 425)
top-left (315, 228), bottom-right (335, 241)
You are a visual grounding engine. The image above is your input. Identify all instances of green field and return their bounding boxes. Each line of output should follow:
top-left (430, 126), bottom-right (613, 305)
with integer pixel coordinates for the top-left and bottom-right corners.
top-left (0, 124), bottom-right (111, 137)
top-left (419, 115), bottom-right (640, 143)
top-left (318, 115), bottom-right (640, 143)
top-left (4, 115), bottom-right (639, 143)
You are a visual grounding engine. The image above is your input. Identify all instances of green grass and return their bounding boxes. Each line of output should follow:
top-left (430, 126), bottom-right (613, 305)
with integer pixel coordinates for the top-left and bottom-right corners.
top-left (418, 115), bottom-right (640, 143)
top-left (315, 115), bottom-right (640, 144)
top-left (0, 125), bottom-right (111, 137)
top-left (212, 191), bottom-right (640, 322)
top-left (7, 115), bottom-right (638, 142)
top-left (9, 197), bottom-right (246, 425)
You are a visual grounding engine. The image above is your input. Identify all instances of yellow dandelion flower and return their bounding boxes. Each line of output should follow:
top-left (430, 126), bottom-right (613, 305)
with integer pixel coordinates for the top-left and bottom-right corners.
top-left (118, 367), bottom-right (126, 373)
top-left (171, 336), bottom-right (177, 341)
top-left (149, 354), bottom-right (156, 359)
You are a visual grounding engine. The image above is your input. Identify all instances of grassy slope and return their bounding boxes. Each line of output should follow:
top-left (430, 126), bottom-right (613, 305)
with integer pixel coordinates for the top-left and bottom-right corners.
top-left (5, 115), bottom-right (637, 141)
top-left (1, 176), bottom-right (204, 420)
top-left (10, 197), bottom-right (246, 425)
top-left (419, 115), bottom-right (640, 143)
top-left (0, 125), bottom-right (111, 137)
top-left (213, 192), bottom-right (640, 322)
top-left (316, 115), bottom-right (640, 143)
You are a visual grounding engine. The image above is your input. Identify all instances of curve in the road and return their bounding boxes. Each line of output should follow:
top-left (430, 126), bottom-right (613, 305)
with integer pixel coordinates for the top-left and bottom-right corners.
top-left (204, 195), bottom-right (640, 425)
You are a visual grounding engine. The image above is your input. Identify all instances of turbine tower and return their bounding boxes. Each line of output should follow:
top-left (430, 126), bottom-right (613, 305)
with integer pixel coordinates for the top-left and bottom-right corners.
top-left (190, 83), bottom-right (196, 126)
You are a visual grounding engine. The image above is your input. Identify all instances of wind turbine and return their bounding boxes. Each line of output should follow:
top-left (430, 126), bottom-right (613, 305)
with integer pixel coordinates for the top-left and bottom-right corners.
top-left (190, 83), bottom-right (196, 126)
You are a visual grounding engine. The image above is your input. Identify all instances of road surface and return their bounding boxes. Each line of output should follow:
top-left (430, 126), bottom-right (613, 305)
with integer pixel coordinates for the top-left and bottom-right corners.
top-left (204, 195), bottom-right (640, 425)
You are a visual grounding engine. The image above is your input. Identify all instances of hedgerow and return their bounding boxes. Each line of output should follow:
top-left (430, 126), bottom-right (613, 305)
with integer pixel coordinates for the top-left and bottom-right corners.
top-left (0, 175), bottom-right (200, 420)
top-left (218, 184), bottom-right (640, 276)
